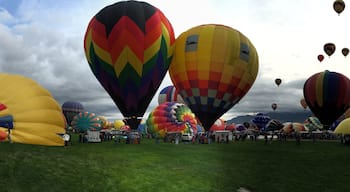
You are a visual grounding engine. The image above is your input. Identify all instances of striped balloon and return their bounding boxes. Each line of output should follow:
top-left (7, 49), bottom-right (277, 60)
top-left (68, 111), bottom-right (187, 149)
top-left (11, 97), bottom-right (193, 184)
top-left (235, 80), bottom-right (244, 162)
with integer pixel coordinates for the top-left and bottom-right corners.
top-left (158, 85), bottom-right (184, 104)
top-left (303, 70), bottom-right (350, 126)
top-left (169, 24), bottom-right (259, 130)
top-left (146, 102), bottom-right (198, 138)
top-left (84, 1), bottom-right (175, 129)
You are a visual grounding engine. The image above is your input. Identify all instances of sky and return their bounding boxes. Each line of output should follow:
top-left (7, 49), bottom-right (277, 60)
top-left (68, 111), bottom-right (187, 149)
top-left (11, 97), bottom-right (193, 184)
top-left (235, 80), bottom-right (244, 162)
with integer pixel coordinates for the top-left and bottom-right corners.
top-left (0, 0), bottom-right (349, 121)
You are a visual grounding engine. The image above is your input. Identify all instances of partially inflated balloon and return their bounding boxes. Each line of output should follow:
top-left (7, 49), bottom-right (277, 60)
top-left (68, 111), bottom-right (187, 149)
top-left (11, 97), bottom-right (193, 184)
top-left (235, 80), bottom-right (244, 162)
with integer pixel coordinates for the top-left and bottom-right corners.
top-left (71, 112), bottom-right (102, 133)
top-left (324, 43), bottom-right (336, 57)
top-left (209, 118), bottom-right (226, 131)
top-left (84, 1), bottom-right (175, 129)
top-left (251, 113), bottom-right (271, 130)
top-left (0, 73), bottom-right (66, 146)
top-left (169, 24), bottom-right (258, 130)
top-left (158, 85), bottom-right (184, 104)
top-left (146, 102), bottom-right (198, 138)
top-left (303, 70), bottom-right (350, 126)
top-left (334, 0), bottom-right (345, 15)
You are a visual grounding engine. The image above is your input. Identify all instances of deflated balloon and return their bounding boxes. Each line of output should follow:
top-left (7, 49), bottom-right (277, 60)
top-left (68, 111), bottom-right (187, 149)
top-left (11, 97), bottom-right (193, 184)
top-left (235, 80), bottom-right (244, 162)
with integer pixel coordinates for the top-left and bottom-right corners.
top-left (84, 1), bottom-right (175, 129)
top-left (303, 70), bottom-right (350, 126)
top-left (169, 24), bottom-right (258, 130)
top-left (0, 73), bottom-right (66, 146)
top-left (146, 102), bottom-right (198, 138)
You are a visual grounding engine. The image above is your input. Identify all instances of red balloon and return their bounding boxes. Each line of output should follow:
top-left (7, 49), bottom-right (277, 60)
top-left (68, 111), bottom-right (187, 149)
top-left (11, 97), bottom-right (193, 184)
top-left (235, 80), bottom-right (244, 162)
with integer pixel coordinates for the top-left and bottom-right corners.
top-left (0, 130), bottom-right (7, 141)
top-left (317, 54), bottom-right (324, 62)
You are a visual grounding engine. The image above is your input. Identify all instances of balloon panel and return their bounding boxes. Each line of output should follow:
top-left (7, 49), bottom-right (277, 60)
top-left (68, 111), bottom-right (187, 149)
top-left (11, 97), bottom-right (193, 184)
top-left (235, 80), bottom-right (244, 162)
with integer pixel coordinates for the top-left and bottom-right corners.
top-left (84, 1), bottom-right (175, 129)
top-left (169, 24), bottom-right (259, 130)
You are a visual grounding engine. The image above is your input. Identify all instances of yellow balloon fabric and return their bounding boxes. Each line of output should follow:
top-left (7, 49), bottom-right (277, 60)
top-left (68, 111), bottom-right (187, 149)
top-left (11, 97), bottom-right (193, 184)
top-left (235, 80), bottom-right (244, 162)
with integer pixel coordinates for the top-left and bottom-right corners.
top-left (169, 24), bottom-right (259, 130)
top-left (114, 119), bottom-right (125, 130)
top-left (0, 73), bottom-right (65, 146)
top-left (335, 118), bottom-right (350, 134)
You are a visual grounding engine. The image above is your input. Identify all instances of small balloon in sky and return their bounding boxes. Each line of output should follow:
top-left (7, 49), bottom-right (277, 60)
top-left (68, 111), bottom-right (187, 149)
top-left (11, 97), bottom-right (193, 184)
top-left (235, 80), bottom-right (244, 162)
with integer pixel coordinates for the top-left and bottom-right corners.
top-left (324, 43), bottom-right (336, 57)
top-left (317, 54), bottom-right (324, 62)
top-left (333, 0), bottom-right (345, 15)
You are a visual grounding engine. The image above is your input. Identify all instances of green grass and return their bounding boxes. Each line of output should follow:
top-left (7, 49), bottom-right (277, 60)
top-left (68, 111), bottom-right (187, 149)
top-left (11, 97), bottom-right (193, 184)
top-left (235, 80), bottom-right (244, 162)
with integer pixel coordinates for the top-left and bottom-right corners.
top-left (1, 136), bottom-right (350, 192)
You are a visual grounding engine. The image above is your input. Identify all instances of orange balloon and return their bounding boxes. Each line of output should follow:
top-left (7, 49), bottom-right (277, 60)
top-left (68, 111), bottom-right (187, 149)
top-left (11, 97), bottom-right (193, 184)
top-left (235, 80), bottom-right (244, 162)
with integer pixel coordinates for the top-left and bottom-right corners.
top-left (0, 130), bottom-right (7, 141)
top-left (300, 98), bottom-right (308, 110)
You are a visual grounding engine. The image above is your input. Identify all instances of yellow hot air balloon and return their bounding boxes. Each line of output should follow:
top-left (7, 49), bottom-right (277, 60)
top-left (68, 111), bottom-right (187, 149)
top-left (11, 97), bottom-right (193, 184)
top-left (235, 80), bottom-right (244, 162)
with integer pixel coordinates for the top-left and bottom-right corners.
top-left (114, 119), bottom-right (125, 130)
top-left (169, 24), bottom-right (259, 130)
top-left (0, 73), bottom-right (66, 146)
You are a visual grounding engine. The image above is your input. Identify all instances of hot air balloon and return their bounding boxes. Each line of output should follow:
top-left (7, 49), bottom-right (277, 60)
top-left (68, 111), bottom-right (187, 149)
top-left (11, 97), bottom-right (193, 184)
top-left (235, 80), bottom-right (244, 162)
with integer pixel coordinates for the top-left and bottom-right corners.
top-left (169, 24), bottom-right (259, 130)
top-left (271, 103), bottom-right (277, 111)
top-left (158, 85), bottom-right (185, 104)
top-left (209, 118), bottom-right (226, 131)
top-left (0, 73), bottom-right (66, 146)
top-left (300, 98), bottom-right (308, 110)
top-left (317, 54), bottom-right (324, 62)
top-left (71, 111), bottom-right (102, 133)
top-left (334, 0), bottom-right (345, 15)
top-left (264, 119), bottom-right (283, 132)
top-left (84, 1), bottom-right (175, 130)
top-left (275, 78), bottom-right (282, 86)
top-left (114, 119), bottom-right (125, 129)
top-left (251, 113), bottom-right (271, 130)
top-left (303, 70), bottom-right (350, 127)
top-left (304, 116), bottom-right (323, 131)
top-left (62, 101), bottom-right (84, 126)
top-left (324, 43), bottom-right (336, 57)
top-left (146, 102), bottom-right (198, 138)
top-left (342, 48), bottom-right (349, 57)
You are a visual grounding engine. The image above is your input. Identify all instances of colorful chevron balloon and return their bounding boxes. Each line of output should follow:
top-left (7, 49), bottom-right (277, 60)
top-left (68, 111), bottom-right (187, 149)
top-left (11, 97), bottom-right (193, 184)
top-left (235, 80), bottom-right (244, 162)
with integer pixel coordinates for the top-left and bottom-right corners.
top-left (84, 1), bottom-right (175, 129)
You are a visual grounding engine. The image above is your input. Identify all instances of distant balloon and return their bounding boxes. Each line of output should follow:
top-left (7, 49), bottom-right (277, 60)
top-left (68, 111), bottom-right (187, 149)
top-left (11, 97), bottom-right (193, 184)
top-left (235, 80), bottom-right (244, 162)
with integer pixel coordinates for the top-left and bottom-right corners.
top-left (271, 103), bottom-right (277, 111)
top-left (303, 70), bottom-right (350, 126)
top-left (300, 98), bottom-right (308, 110)
top-left (324, 43), bottom-right (336, 57)
top-left (317, 54), bottom-right (324, 62)
top-left (71, 112), bottom-right (102, 133)
top-left (275, 78), bottom-right (282, 86)
top-left (169, 24), bottom-right (259, 131)
top-left (342, 48), bottom-right (349, 57)
top-left (210, 118), bottom-right (226, 131)
top-left (251, 113), bottom-right (271, 130)
top-left (62, 101), bottom-right (84, 126)
top-left (84, 1), bottom-right (175, 130)
top-left (333, 0), bottom-right (345, 15)
top-left (158, 85), bottom-right (185, 104)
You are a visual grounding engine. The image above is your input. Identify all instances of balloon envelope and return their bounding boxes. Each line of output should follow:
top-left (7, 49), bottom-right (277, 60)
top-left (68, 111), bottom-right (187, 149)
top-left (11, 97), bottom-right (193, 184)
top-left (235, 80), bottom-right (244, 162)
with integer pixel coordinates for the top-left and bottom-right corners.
top-left (210, 118), bottom-right (226, 131)
top-left (169, 24), bottom-right (259, 130)
top-left (62, 101), bottom-right (84, 126)
top-left (335, 118), bottom-right (350, 134)
top-left (342, 48), bottom-right (349, 57)
top-left (324, 43), bottom-right (336, 57)
top-left (271, 103), bottom-right (277, 111)
top-left (158, 85), bottom-right (184, 104)
top-left (300, 98), bottom-right (308, 110)
top-left (275, 78), bottom-right (282, 86)
top-left (317, 54), bottom-right (324, 62)
top-left (84, 1), bottom-right (175, 129)
top-left (333, 0), bottom-right (345, 15)
top-left (251, 113), bottom-right (271, 129)
top-left (71, 112), bottom-right (102, 133)
top-left (0, 73), bottom-right (66, 146)
top-left (303, 70), bottom-right (350, 126)
top-left (146, 102), bottom-right (198, 138)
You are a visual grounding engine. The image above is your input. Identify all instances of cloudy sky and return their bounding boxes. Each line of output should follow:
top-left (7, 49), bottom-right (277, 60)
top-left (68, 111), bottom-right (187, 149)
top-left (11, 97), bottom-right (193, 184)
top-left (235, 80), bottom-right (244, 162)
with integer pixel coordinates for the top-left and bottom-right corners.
top-left (0, 0), bottom-right (349, 121)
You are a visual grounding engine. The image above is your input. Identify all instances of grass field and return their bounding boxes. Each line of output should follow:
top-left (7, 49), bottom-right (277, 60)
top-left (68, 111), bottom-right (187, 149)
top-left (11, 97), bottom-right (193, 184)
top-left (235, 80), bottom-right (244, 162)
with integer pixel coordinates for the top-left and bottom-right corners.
top-left (1, 136), bottom-right (350, 192)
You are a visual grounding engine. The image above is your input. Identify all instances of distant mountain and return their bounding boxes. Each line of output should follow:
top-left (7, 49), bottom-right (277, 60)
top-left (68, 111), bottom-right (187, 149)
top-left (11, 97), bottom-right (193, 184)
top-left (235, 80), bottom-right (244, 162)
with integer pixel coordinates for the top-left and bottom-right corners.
top-left (227, 110), bottom-right (313, 124)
